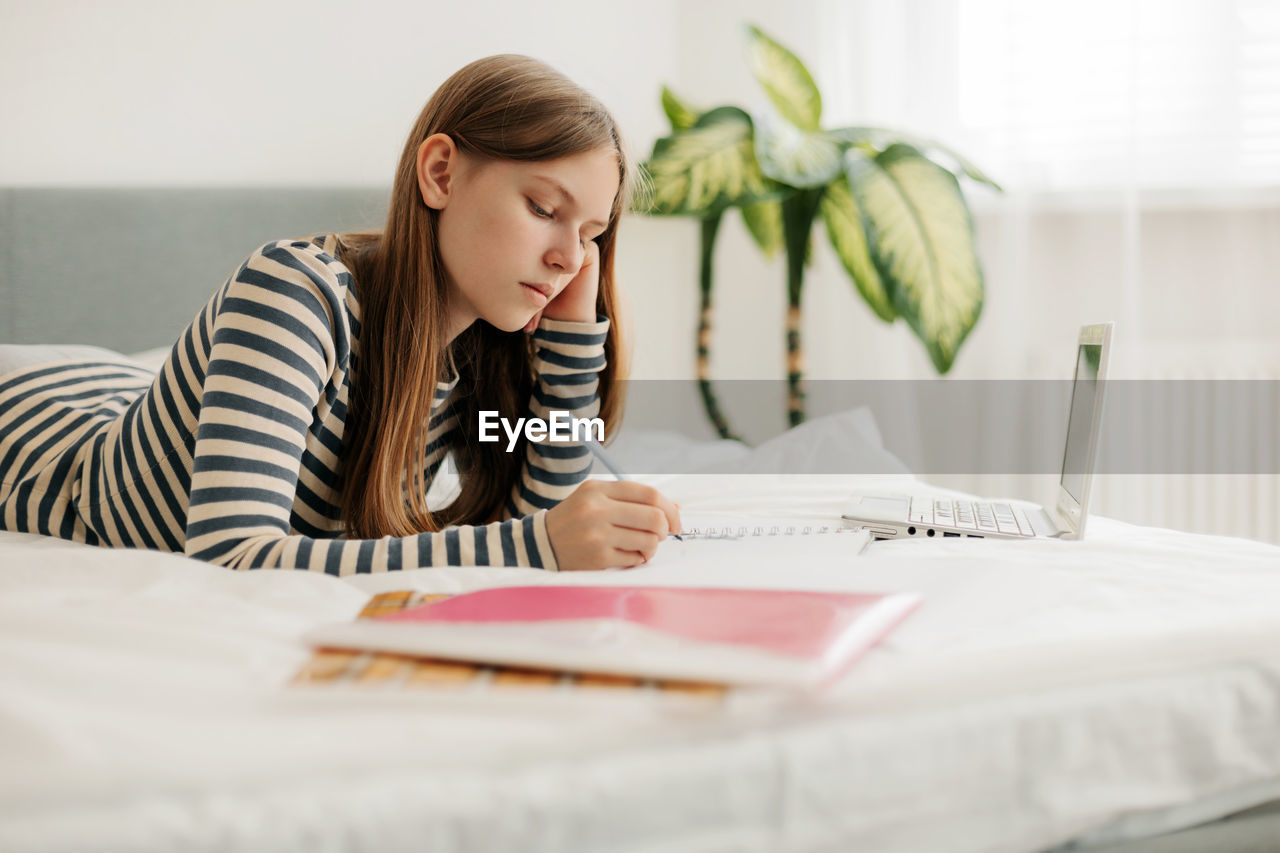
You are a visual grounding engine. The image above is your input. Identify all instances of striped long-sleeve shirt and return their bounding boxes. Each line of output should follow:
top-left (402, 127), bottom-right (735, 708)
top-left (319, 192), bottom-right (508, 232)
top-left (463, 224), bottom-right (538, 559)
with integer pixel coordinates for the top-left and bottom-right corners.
top-left (0, 234), bottom-right (610, 573)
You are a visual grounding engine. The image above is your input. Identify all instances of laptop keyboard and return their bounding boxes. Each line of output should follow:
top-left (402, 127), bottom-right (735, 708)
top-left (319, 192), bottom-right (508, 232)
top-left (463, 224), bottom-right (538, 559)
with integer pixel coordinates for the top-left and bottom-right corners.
top-left (910, 498), bottom-right (1036, 537)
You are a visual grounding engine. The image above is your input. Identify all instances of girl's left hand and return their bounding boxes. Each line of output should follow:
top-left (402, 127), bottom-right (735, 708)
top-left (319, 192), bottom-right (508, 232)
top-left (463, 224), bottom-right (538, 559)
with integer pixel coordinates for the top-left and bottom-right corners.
top-left (524, 239), bottom-right (599, 331)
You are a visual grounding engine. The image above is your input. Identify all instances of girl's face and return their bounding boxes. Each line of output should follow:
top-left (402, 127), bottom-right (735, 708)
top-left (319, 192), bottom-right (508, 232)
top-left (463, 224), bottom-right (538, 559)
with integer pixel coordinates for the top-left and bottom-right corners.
top-left (420, 136), bottom-right (619, 338)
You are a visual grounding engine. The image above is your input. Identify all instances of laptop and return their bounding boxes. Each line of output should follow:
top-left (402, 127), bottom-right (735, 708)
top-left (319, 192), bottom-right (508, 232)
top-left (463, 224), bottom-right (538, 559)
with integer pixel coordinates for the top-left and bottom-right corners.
top-left (842, 322), bottom-right (1114, 541)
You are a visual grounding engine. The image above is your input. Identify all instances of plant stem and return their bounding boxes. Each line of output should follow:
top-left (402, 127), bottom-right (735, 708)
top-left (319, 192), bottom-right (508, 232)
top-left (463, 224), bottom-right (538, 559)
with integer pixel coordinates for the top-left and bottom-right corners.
top-left (695, 212), bottom-right (741, 441)
top-left (780, 188), bottom-right (825, 427)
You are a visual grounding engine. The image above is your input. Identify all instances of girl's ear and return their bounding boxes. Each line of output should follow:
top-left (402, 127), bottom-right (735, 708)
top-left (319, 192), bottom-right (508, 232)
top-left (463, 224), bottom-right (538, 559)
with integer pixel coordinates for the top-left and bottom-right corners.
top-left (416, 133), bottom-right (457, 210)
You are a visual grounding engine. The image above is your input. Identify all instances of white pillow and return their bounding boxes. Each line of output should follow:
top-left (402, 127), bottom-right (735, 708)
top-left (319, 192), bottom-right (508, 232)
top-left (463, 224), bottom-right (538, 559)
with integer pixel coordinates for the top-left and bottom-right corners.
top-left (692, 406), bottom-right (912, 476)
top-left (0, 344), bottom-right (131, 376)
top-left (597, 428), bottom-right (750, 477)
top-left (126, 346), bottom-right (171, 372)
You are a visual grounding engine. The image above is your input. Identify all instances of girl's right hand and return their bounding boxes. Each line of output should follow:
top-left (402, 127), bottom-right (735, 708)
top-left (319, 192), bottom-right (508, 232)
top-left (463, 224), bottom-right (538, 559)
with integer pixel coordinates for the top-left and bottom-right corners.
top-left (545, 480), bottom-right (682, 571)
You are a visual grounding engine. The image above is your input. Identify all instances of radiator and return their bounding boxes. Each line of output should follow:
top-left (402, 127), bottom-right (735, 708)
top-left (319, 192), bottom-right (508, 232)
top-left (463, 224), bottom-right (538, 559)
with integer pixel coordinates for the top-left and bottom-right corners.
top-left (1090, 357), bottom-right (1280, 545)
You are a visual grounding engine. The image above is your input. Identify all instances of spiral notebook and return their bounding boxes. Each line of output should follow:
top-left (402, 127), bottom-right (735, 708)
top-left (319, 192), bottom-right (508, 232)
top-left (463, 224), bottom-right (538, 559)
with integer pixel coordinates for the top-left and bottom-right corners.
top-left (631, 515), bottom-right (872, 578)
top-left (679, 522), bottom-right (863, 539)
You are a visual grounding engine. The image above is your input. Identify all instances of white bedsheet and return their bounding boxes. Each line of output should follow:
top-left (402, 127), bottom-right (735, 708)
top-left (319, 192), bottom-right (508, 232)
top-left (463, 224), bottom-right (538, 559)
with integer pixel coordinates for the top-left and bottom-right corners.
top-left (2, 423), bottom-right (1280, 851)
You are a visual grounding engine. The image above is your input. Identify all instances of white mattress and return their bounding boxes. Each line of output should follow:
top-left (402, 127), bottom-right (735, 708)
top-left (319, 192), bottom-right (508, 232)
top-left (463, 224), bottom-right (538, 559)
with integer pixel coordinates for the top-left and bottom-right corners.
top-left (3, 419), bottom-right (1280, 852)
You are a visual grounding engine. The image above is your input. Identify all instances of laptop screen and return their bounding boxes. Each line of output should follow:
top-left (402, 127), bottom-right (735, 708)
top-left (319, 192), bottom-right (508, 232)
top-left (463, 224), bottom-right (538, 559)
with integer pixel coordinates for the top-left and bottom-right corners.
top-left (1059, 343), bottom-right (1102, 503)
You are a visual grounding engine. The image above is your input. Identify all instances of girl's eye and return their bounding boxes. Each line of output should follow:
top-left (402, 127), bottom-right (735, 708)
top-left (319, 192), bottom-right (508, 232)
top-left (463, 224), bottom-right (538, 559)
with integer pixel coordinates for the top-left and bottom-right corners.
top-left (530, 198), bottom-right (594, 250)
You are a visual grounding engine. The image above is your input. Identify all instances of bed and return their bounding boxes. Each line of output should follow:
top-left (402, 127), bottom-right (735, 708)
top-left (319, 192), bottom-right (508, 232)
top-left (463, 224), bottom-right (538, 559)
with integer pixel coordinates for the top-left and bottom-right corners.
top-left (3, 397), bottom-right (1280, 852)
top-left (3, 189), bottom-right (1280, 852)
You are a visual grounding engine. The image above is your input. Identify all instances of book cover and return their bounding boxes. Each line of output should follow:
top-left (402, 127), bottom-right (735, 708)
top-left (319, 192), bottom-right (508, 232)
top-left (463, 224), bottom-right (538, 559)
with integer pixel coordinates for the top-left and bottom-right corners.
top-left (304, 585), bottom-right (920, 690)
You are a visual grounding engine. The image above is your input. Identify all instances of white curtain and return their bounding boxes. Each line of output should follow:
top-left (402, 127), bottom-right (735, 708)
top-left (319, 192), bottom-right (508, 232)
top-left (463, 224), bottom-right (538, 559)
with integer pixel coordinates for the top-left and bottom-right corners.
top-left (820, 0), bottom-right (1280, 192)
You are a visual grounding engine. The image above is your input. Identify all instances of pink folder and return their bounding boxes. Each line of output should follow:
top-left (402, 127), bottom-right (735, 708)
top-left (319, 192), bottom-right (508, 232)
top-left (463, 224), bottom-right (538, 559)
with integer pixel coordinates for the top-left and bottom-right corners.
top-left (306, 585), bottom-right (921, 690)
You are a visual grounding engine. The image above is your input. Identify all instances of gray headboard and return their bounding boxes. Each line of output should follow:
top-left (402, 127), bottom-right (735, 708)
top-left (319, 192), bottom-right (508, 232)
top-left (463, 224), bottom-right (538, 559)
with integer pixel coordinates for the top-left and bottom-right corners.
top-left (0, 187), bottom-right (389, 352)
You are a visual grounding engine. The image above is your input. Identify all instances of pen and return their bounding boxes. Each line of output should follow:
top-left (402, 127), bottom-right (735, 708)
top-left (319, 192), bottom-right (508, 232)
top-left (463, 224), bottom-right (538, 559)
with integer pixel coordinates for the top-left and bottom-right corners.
top-left (584, 439), bottom-right (683, 540)
top-left (584, 438), bottom-right (628, 481)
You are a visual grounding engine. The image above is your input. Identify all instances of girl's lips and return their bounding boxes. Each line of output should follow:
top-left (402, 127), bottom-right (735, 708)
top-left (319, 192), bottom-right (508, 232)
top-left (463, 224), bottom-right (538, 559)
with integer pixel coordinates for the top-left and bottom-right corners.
top-left (521, 282), bottom-right (550, 306)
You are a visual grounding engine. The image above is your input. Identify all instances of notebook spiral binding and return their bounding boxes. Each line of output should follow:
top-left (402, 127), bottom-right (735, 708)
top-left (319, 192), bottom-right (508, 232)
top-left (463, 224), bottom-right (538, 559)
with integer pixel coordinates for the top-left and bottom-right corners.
top-left (680, 524), bottom-right (859, 540)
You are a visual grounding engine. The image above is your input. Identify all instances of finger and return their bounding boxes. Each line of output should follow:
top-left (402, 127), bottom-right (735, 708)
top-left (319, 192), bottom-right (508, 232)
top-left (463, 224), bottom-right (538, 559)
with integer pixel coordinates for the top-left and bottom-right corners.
top-left (609, 548), bottom-right (648, 570)
top-left (608, 525), bottom-right (663, 558)
top-left (524, 310), bottom-right (543, 334)
top-left (611, 501), bottom-right (672, 538)
top-left (598, 482), bottom-right (681, 535)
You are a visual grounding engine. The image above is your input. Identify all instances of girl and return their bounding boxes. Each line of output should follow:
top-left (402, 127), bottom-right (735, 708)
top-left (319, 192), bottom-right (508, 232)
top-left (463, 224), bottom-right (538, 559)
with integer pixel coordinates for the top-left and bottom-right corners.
top-left (0, 54), bottom-right (680, 573)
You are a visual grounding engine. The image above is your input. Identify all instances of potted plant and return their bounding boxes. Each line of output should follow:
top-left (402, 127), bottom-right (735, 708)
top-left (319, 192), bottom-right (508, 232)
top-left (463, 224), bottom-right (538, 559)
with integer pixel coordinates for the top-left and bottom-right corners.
top-left (639, 23), bottom-right (1000, 437)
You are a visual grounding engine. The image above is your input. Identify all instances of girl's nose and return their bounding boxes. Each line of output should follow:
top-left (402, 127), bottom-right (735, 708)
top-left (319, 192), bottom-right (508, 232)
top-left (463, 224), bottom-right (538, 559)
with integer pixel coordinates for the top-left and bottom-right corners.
top-left (545, 236), bottom-right (583, 274)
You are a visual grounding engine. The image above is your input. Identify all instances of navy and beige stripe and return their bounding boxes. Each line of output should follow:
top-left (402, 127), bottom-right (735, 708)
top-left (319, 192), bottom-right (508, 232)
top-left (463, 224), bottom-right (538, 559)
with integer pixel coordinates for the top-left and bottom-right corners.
top-left (0, 234), bottom-right (609, 574)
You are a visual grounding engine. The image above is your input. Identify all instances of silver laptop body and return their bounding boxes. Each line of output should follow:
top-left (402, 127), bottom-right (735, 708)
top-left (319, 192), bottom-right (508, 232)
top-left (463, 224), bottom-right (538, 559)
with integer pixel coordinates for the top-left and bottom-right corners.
top-left (842, 322), bottom-right (1114, 541)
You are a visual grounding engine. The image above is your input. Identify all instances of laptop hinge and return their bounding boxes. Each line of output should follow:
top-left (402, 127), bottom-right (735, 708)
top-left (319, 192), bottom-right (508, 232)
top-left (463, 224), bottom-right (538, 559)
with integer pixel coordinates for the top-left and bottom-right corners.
top-left (1032, 506), bottom-right (1071, 538)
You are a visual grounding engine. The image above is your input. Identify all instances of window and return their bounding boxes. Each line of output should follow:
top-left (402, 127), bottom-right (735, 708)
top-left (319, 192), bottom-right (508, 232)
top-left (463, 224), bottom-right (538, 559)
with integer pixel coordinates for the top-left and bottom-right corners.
top-left (821, 0), bottom-right (1280, 191)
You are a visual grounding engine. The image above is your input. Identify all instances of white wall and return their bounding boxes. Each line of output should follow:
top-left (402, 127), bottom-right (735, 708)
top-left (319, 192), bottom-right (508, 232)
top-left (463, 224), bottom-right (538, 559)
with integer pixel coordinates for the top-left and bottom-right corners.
top-left (0, 0), bottom-right (677, 187)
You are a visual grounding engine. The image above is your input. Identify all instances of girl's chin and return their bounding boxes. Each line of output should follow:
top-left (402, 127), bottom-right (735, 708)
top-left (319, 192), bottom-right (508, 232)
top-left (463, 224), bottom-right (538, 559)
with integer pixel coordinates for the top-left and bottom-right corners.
top-left (483, 314), bottom-right (536, 334)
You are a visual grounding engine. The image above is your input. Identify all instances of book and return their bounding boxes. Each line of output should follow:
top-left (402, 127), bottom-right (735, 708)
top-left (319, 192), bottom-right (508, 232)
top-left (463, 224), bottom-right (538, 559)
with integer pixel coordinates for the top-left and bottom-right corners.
top-left (303, 585), bottom-right (920, 691)
top-left (294, 590), bottom-right (732, 701)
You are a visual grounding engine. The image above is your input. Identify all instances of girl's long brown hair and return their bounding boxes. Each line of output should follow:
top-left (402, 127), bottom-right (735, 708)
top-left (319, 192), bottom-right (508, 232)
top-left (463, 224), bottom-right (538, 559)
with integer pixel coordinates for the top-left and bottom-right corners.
top-left (336, 54), bottom-right (632, 539)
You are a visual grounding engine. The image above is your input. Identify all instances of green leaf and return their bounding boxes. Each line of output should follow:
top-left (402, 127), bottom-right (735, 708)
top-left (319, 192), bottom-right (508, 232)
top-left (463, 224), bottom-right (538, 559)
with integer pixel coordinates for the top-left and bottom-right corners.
top-left (660, 86), bottom-right (701, 131)
top-left (831, 126), bottom-right (1003, 192)
top-left (819, 178), bottom-right (895, 322)
top-left (641, 107), bottom-right (779, 216)
top-left (744, 24), bottom-right (822, 132)
top-left (753, 108), bottom-right (843, 189)
top-left (740, 200), bottom-right (783, 258)
top-left (846, 144), bottom-right (984, 372)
